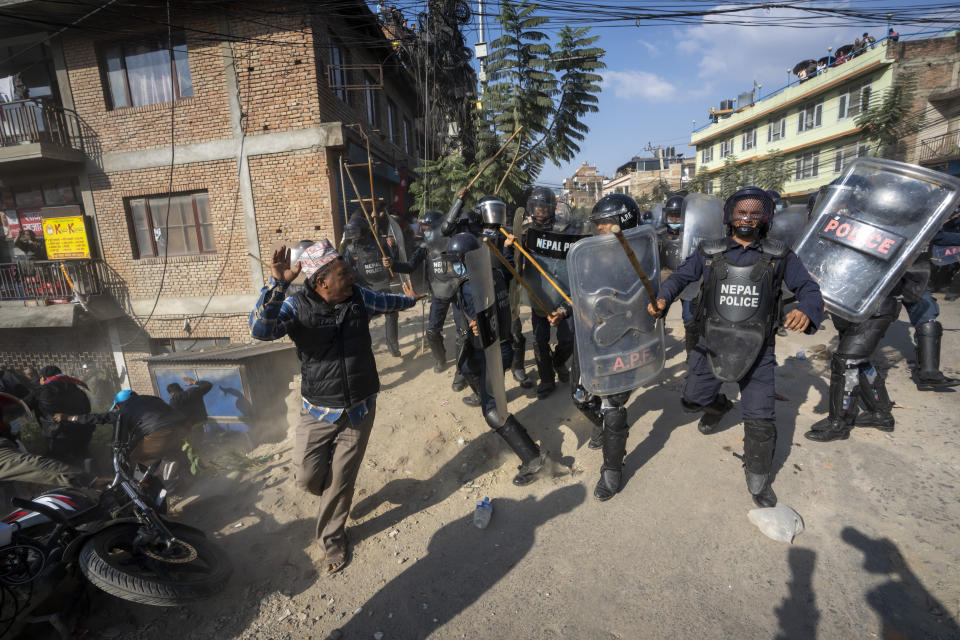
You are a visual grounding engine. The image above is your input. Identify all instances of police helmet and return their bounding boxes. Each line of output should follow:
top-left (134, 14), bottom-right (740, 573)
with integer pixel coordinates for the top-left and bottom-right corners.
top-left (641, 210), bottom-right (654, 225)
top-left (419, 210), bottom-right (443, 230)
top-left (664, 195), bottom-right (684, 220)
top-left (590, 193), bottom-right (641, 230)
top-left (289, 239), bottom-right (315, 266)
top-left (723, 186), bottom-right (775, 232)
top-left (476, 196), bottom-right (507, 228)
top-left (441, 232), bottom-right (480, 264)
top-left (526, 187), bottom-right (557, 224)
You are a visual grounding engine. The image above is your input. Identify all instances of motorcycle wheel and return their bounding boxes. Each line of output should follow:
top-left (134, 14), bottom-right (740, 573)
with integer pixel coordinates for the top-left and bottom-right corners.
top-left (79, 523), bottom-right (231, 606)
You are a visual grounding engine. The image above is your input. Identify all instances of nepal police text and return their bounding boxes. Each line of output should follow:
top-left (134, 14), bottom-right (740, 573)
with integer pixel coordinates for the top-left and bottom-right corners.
top-left (536, 237), bottom-right (576, 252)
top-left (719, 283), bottom-right (760, 308)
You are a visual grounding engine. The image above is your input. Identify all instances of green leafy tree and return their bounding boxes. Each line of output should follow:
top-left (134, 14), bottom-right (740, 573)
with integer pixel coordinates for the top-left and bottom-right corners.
top-left (855, 79), bottom-right (922, 158)
top-left (411, 1), bottom-right (605, 212)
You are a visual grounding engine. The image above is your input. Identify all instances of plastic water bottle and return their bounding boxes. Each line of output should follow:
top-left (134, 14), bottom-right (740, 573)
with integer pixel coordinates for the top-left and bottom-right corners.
top-left (795, 350), bottom-right (806, 360)
top-left (473, 497), bottom-right (493, 529)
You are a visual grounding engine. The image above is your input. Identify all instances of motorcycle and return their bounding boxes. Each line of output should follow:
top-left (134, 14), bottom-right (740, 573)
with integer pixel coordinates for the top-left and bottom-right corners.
top-left (0, 397), bottom-right (231, 638)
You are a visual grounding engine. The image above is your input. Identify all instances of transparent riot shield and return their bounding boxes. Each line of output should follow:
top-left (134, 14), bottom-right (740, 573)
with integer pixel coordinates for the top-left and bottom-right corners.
top-left (568, 225), bottom-right (665, 396)
top-left (768, 204), bottom-right (809, 251)
top-left (794, 158), bottom-right (960, 322)
top-left (678, 193), bottom-right (726, 301)
top-left (463, 246), bottom-right (508, 426)
top-left (386, 216), bottom-right (414, 291)
top-left (652, 203), bottom-right (665, 230)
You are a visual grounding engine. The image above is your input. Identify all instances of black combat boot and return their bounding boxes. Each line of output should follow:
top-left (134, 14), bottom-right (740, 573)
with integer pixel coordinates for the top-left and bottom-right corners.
top-left (461, 371), bottom-right (482, 407)
top-left (511, 323), bottom-right (533, 388)
top-left (495, 415), bottom-right (544, 486)
top-left (533, 342), bottom-right (556, 399)
top-left (805, 356), bottom-right (857, 442)
top-left (743, 419), bottom-right (777, 508)
top-left (685, 393), bottom-right (733, 435)
top-left (426, 330), bottom-right (446, 374)
top-left (683, 322), bottom-right (700, 355)
top-left (553, 341), bottom-right (574, 384)
top-left (854, 366), bottom-right (894, 431)
top-left (573, 390), bottom-right (604, 449)
top-left (594, 407), bottom-right (629, 501)
top-left (385, 311), bottom-right (401, 357)
top-left (914, 321), bottom-right (960, 390)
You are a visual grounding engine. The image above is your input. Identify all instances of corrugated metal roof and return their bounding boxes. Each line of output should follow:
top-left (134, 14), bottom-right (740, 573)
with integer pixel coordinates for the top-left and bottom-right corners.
top-left (143, 341), bottom-right (295, 364)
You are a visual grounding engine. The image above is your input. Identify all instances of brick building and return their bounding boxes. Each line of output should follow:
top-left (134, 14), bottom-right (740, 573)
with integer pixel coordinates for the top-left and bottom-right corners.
top-left (600, 153), bottom-right (686, 201)
top-left (562, 162), bottom-right (606, 210)
top-left (0, 1), bottom-right (422, 395)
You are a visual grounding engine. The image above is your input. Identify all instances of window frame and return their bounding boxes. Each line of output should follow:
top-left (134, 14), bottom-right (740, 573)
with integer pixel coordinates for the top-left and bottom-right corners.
top-left (838, 82), bottom-right (872, 120)
top-left (364, 74), bottom-right (378, 127)
top-left (720, 137), bottom-right (735, 158)
top-left (99, 33), bottom-right (192, 110)
top-left (767, 116), bottom-right (786, 143)
top-left (125, 191), bottom-right (215, 259)
top-left (797, 101), bottom-right (823, 133)
top-left (701, 145), bottom-right (714, 163)
top-left (834, 140), bottom-right (870, 173)
top-left (386, 99), bottom-right (397, 142)
top-left (794, 149), bottom-right (820, 180)
top-left (328, 34), bottom-right (349, 102)
top-left (741, 128), bottom-right (756, 152)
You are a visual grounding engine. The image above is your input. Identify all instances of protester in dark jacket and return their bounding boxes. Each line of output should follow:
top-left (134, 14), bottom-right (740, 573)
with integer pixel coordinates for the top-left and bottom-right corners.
top-left (25, 365), bottom-right (93, 466)
top-left (56, 390), bottom-right (186, 466)
top-left (0, 392), bottom-right (93, 487)
top-left (0, 367), bottom-right (30, 399)
top-left (167, 378), bottom-right (213, 427)
top-left (250, 239), bottom-right (424, 574)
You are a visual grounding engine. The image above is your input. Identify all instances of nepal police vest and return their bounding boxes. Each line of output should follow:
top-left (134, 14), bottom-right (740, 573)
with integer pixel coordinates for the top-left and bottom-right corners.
top-left (427, 246), bottom-right (462, 301)
top-left (288, 285), bottom-right (380, 408)
top-left (351, 242), bottom-right (391, 290)
top-left (699, 238), bottom-right (787, 382)
top-left (521, 223), bottom-right (586, 313)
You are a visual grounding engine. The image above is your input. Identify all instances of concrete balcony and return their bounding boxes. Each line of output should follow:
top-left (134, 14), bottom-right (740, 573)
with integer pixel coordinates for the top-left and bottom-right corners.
top-left (0, 99), bottom-right (90, 173)
top-left (918, 130), bottom-right (960, 165)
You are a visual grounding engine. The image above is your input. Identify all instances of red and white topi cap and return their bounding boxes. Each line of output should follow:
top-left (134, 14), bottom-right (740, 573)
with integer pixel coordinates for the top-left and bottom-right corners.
top-left (298, 239), bottom-right (340, 277)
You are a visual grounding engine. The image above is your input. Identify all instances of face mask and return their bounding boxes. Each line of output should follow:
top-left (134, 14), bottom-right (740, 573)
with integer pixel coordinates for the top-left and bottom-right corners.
top-left (667, 222), bottom-right (683, 232)
top-left (452, 263), bottom-right (466, 276)
top-left (424, 230), bottom-right (439, 243)
top-left (733, 224), bottom-right (759, 240)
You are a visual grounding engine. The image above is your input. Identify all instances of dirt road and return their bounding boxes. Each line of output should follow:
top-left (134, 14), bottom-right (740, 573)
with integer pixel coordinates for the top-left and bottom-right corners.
top-left (79, 292), bottom-right (960, 640)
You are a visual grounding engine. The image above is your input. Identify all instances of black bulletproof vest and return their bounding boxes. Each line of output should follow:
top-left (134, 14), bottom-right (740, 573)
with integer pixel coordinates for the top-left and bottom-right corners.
top-left (289, 285), bottom-right (380, 408)
top-left (427, 246), bottom-right (461, 301)
top-left (351, 241), bottom-right (391, 290)
top-left (699, 238), bottom-right (787, 382)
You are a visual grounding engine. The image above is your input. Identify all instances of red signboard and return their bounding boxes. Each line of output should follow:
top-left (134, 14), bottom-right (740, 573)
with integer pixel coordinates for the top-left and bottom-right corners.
top-left (817, 214), bottom-right (905, 262)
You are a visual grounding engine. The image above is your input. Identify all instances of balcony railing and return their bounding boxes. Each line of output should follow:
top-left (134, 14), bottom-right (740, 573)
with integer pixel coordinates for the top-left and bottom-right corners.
top-left (0, 259), bottom-right (108, 302)
top-left (918, 130), bottom-right (960, 164)
top-left (0, 98), bottom-right (86, 153)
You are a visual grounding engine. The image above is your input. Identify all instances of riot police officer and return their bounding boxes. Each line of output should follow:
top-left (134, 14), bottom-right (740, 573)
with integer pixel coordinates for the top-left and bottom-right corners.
top-left (660, 195), bottom-right (700, 354)
top-left (386, 211), bottom-right (466, 373)
top-left (648, 187), bottom-right (824, 507)
top-left (571, 193), bottom-right (646, 500)
top-left (445, 233), bottom-right (544, 485)
top-left (514, 187), bottom-right (587, 399)
top-left (342, 215), bottom-right (402, 357)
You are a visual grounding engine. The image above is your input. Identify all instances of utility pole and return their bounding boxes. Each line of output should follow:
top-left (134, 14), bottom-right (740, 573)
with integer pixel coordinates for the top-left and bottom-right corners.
top-left (476, 0), bottom-right (488, 97)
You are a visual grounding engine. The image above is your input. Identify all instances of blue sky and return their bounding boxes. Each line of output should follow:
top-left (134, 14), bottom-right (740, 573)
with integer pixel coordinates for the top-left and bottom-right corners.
top-left (464, 2), bottom-right (953, 188)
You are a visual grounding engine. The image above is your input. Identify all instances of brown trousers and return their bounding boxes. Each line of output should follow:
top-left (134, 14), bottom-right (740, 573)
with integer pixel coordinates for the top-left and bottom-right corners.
top-left (130, 426), bottom-right (186, 467)
top-left (293, 402), bottom-right (375, 557)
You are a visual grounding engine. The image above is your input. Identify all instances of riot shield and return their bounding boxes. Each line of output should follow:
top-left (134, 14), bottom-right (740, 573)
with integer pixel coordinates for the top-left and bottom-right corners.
top-left (509, 206), bottom-right (526, 319)
top-left (768, 204), bottom-right (809, 251)
top-left (651, 203), bottom-right (665, 230)
top-left (386, 216), bottom-right (414, 291)
top-left (678, 193), bottom-right (726, 301)
top-left (568, 225), bottom-right (666, 396)
top-left (794, 158), bottom-right (960, 322)
top-left (463, 246), bottom-right (509, 426)
top-left (521, 227), bottom-right (587, 313)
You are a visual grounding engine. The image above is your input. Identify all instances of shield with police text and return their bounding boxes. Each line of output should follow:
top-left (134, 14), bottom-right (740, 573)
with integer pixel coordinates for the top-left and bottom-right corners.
top-left (793, 158), bottom-right (960, 322)
top-left (678, 193), bottom-right (726, 301)
top-left (768, 204), bottom-right (809, 251)
top-left (568, 225), bottom-right (665, 396)
top-left (463, 245), bottom-right (509, 426)
top-left (521, 227), bottom-right (588, 312)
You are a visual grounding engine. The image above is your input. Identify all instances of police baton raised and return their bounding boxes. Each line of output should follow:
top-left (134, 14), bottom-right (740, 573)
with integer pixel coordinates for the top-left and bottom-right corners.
top-left (499, 227), bottom-right (572, 307)
top-left (611, 224), bottom-right (661, 317)
top-left (342, 161), bottom-right (395, 277)
top-left (441, 127), bottom-right (524, 236)
top-left (481, 236), bottom-right (552, 317)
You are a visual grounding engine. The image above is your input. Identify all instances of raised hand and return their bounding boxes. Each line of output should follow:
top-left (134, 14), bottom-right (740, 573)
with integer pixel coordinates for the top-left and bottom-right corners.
top-left (271, 246), bottom-right (302, 284)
